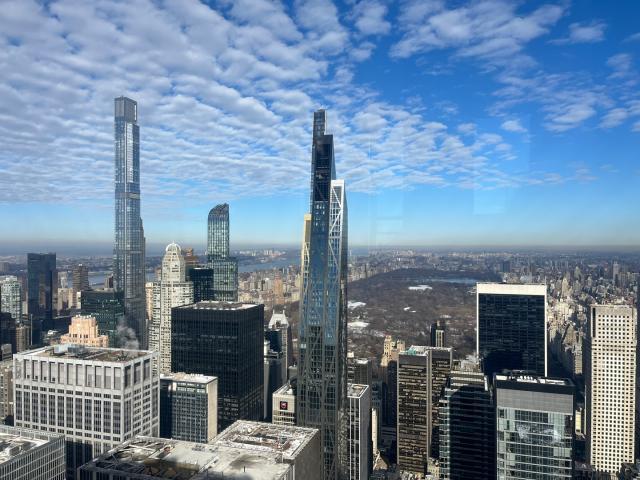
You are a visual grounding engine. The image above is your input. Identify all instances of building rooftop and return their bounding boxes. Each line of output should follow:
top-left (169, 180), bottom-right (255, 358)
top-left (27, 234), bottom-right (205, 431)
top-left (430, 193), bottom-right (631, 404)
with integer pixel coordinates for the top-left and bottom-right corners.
top-left (17, 344), bottom-right (152, 363)
top-left (176, 301), bottom-right (258, 311)
top-left (0, 426), bottom-right (61, 466)
top-left (81, 421), bottom-right (318, 480)
top-left (402, 345), bottom-right (452, 356)
top-left (347, 383), bottom-right (369, 398)
top-left (494, 373), bottom-right (573, 387)
top-left (161, 372), bottom-right (217, 385)
top-left (476, 282), bottom-right (547, 295)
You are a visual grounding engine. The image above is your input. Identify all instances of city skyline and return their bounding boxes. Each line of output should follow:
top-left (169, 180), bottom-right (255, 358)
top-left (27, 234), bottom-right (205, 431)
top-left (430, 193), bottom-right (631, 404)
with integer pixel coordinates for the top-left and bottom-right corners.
top-left (1, 1), bottom-right (640, 248)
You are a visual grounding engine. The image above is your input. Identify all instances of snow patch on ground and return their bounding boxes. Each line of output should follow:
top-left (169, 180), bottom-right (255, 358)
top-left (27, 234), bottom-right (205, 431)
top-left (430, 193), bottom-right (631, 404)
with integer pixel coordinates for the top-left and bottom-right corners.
top-left (408, 285), bottom-right (432, 291)
top-left (348, 301), bottom-right (366, 309)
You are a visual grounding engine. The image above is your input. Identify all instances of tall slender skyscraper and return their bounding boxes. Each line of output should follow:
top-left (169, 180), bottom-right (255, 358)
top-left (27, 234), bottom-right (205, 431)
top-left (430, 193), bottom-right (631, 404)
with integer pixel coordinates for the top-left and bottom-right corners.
top-left (27, 252), bottom-right (57, 345)
top-left (298, 109), bottom-right (348, 480)
top-left (0, 275), bottom-right (22, 322)
top-left (113, 96), bottom-right (146, 347)
top-left (207, 204), bottom-right (238, 301)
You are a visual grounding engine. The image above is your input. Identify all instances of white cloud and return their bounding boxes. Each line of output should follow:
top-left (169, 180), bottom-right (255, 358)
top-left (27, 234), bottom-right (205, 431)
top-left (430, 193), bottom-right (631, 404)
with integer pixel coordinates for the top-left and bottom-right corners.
top-left (501, 119), bottom-right (527, 133)
top-left (599, 108), bottom-right (628, 128)
top-left (352, 0), bottom-right (391, 36)
top-left (550, 21), bottom-right (606, 45)
top-left (624, 32), bottom-right (640, 42)
top-left (607, 53), bottom-right (633, 79)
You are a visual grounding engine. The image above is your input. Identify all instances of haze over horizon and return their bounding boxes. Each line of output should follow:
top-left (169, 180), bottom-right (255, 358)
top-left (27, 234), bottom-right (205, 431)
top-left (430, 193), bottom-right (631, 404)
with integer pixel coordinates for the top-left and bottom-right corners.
top-left (1, 0), bottom-right (639, 248)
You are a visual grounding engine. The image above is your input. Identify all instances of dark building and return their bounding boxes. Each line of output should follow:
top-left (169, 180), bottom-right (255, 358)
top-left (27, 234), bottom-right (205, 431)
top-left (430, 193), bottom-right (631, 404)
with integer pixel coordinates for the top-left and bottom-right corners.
top-left (439, 368), bottom-right (495, 479)
top-left (264, 345), bottom-right (285, 422)
top-left (80, 289), bottom-right (125, 347)
top-left (27, 252), bottom-right (57, 345)
top-left (72, 264), bottom-right (90, 298)
top-left (348, 356), bottom-right (372, 387)
top-left (0, 312), bottom-right (16, 353)
top-left (477, 283), bottom-right (547, 378)
top-left (207, 204), bottom-right (239, 302)
top-left (430, 320), bottom-right (446, 348)
top-left (171, 301), bottom-right (264, 431)
top-left (188, 267), bottom-right (215, 302)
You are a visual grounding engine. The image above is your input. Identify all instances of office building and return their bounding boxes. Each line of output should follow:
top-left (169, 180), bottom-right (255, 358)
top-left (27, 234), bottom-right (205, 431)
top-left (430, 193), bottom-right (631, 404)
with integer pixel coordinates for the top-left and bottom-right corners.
top-left (495, 373), bottom-right (574, 479)
top-left (0, 312), bottom-right (16, 354)
top-left (80, 289), bottom-right (125, 347)
top-left (298, 109), bottom-right (348, 480)
top-left (188, 267), bottom-right (214, 302)
top-left (149, 243), bottom-right (194, 374)
top-left (72, 264), bottom-right (90, 308)
top-left (0, 359), bottom-right (13, 423)
top-left (207, 204), bottom-right (238, 301)
top-left (60, 315), bottom-right (109, 347)
top-left (0, 425), bottom-right (65, 480)
top-left (79, 421), bottom-right (321, 480)
top-left (27, 253), bottom-right (57, 345)
top-left (439, 367), bottom-right (495, 479)
top-left (13, 322), bottom-right (30, 353)
top-left (430, 320), bottom-right (446, 348)
top-left (347, 383), bottom-right (371, 480)
top-left (0, 275), bottom-right (22, 321)
top-left (380, 335), bottom-right (404, 432)
top-left (273, 380), bottom-right (297, 426)
top-left (172, 302), bottom-right (263, 431)
top-left (264, 342), bottom-right (285, 421)
top-left (586, 305), bottom-right (636, 476)
top-left (267, 311), bottom-right (294, 372)
top-left (477, 283), bottom-right (547, 377)
top-left (427, 346), bottom-right (452, 459)
top-left (160, 373), bottom-right (217, 443)
top-left (13, 345), bottom-right (159, 479)
top-left (113, 96), bottom-right (146, 347)
top-left (348, 355), bottom-right (373, 387)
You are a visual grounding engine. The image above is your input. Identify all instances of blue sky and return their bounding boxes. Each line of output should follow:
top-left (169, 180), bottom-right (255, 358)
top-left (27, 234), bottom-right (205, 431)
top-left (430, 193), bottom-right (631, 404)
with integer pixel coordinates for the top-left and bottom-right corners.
top-left (0, 0), bottom-right (639, 252)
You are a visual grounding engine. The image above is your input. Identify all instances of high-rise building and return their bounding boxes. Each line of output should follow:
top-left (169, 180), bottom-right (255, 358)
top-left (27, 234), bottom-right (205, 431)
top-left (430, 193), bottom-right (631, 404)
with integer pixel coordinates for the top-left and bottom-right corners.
top-left (439, 367), bottom-right (495, 479)
top-left (0, 312), bottom-right (16, 353)
top-left (264, 340), bottom-right (285, 421)
top-left (149, 243), bottom-right (194, 374)
top-left (72, 264), bottom-right (90, 308)
top-left (79, 421), bottom-right (321, 480)
top-left (160, 373), bottom-right (218, 443)
top-left (430, 320), bottom-right (446, 348)
top-left (380, 335), bottom-right (405, 431)
top-left (0, 359), bottom-right (14, 424)
top-left (0, 275), bottom-right (22, 321)
top-left (188, 266), bottom-right (214, 302)
top-left (80, 289), bottom-right (125, 347)
top-left (171, 301), bottom-right (263, 431)
top-left (207, 204), bottom-right (238, 302)
top-left (298, 109), bottom-right (349, 480)
top-left (267, 311), bottom-right (294, 373)
top-left (477, 283), bottom-right (547, 377)
top-left (495, 373), bottom-right (574, 479)
top-left (396, 346), bottom-right (451, 475)
top-left (0, 425), bottom-right (66, 480)
top-left (13, 321), bottom-right (30, 353)
top-left (347, 383), bottom-right (371, 480)
top-left (14, 345), bottom-right (159, 479)
top-left (586, 304), bottom-right (636, 476)
top-left (273, 379), bottom-right (297, 426)
top-left (347, 355), bottom-right (373, 387)
top-left (60, 315), bottom-right (109, 347)
top-left (27, 252), bottom-right (57, 345)
top-left (113, 96), bottom-right (146, 348)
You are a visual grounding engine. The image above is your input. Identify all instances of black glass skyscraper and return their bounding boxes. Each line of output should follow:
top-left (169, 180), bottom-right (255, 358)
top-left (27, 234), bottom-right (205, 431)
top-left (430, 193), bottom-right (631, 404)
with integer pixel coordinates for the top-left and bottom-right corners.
top-left (207, 204), bottom-right (238, 301)
top-left (113, 96), bottom-right (146, 347)
top-left (298, 110), bottom-right (348, 480)
top-left (80, 289), bottom-right (125, 347)
top-left (171, 301), bottom-right (263, 431)
top-left (477, 283), bottom-right (547, 378)
top-left (27, 252), bottom-right (57, 345)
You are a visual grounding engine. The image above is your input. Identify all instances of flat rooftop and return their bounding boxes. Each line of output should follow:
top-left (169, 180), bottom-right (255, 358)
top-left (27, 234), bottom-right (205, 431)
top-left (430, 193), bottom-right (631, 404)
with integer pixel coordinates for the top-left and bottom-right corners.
top-left (495, 373), bottom-right (573, 387)
top-left (347, 383), bottom-right (369, 398)
top-left (18, 345), bottom-right (151, 363)
top-left (0, 426), bottom-right (59, 465)
top-left (402, 345), bottom-right (452, 356)
top-left (176, 301), bottom-right (258, 311)
top-left (476, 282), bottom-right (547, 295)
top-left (161, 372), bottom-right (217, 385)
top-left (81, 421), bottom-right (318, 480)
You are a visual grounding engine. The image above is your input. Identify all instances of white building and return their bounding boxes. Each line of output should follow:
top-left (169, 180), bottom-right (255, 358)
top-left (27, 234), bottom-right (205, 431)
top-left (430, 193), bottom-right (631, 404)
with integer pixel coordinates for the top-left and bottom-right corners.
top-left (0, 275), bottom-right (21, 321)
top-left (149, 243), bottom-right (193, 374)
top-left (585, 304), bottom-right (637, 476)
top-left (13, 345), bottom-right (159, 480)
top-left (272, 381), bottom-right (296, 426)
top-left (347, 383), bottom-right (371, 480)
top-left (0, 425), bottom-right (66, 480)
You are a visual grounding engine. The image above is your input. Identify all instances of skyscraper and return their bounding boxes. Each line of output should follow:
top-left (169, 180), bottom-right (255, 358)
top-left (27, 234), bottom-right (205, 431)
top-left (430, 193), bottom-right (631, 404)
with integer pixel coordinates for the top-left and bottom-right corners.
top-left (27, 252), bottom-right (57, 345)
top-left (0, 275), bottom-right (21, 321)
top-left (586, 304), bottom-right (636, 476)
top-left (430, 320), bottom-right (446, 348)
top-left (60, 315), bottom-right (109, 347)
top-left (207, 204), bottom-right (239, 302)
top-left (149, 243), bottom-right (194, 373)
top-left (297, 109), bottom-right (348, 480)
top-left (80, 289), bottom-right (125, 347)
top-left (495, 373), bottom-right (574, 479)
top-left (267, 311), bottom-right (293, 373)
top-left (72, 264), bottom-right (90, 305)
top-left (113, 96), bottom-right (146, 348)
top-left (477, 283), bottom-right (547, 377)
top-left (346, 383), bottom-right (372, 480)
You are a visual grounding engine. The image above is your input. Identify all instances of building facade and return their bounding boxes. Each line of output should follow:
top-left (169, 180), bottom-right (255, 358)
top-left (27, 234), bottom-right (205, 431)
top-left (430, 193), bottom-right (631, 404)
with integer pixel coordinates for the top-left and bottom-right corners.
top-left (72, 264), bottom-right (90, 308)
top-left (477, 283), bottom-right (547, 377)
top-left (27, 253), bottom-right (57, 345)
top-left (160, 373), bottom-right (217, 443)
top-left (188, 267), bottom-right (214, 302)
top-left (0, 425), bottom-right (65, 480)
top-left (273, 380), bottom-right (297, 426)
top-left (149, 243), bottom-right (194, 374)
top-left (585, 304), bottom-right (636, 476)
top-left (171, 301), bottom-right (263, 431)
top-left (298, 109), bottom-right (349, 480)
top-left (347, 383), bottom-right (371, 480)
top-left (0, 359), bottom-right (14, 423)
top-left (267, 311), bottom-right (293, 373)
top-left (80, 289), bottom-right (125, 347)
top-left (60, 315), bottom-right (109, 347)
top-left (113, 96), bottom-right (146, 348)
top-left (207, 204), bottom-right (238, 301)
top-left (13, 345), bottom-right (159, 479)
top-left (0, 275), bottom-right (22, 322)
top-left (495, 373), bottom-right (574, 479)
